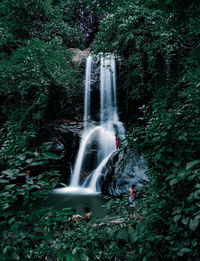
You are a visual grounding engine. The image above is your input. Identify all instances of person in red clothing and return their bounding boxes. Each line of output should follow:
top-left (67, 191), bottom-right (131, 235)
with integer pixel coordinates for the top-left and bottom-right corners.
top-left (84, 207), bottom-right (92, 223)
top-left (25, 169), bottom-right (31, 181)
top-left (71, 209), bottom-right (83, 223)
top-left (115, 135), bottom-right (120, 151)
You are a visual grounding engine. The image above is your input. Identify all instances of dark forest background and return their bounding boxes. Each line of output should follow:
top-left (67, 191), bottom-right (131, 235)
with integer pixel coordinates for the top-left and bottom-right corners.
top-left (0, 0), bottom-right (200, 260)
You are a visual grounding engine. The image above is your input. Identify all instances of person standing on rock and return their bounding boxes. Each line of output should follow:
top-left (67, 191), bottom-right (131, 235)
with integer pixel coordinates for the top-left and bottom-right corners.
top-left (115, 135), bottom-right (120, 151)
top-left (128, 184), bottom-right (137, 212)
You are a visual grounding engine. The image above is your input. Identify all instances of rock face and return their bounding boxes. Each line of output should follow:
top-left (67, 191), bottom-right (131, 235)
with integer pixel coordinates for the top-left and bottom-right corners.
top-left (36, 120), bottom-right (84, 184)
top-left (100, 147), bottom-right (148, 196)
top-left (70, 48), bottom-right (91, 65)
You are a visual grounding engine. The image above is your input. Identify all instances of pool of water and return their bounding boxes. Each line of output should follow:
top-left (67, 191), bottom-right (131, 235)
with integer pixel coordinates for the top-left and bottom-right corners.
top-left (38, 187), bottom-right (107, 219)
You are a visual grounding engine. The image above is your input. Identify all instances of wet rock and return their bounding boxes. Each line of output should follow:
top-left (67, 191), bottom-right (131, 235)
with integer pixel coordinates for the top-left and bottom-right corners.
top-left (100, 147), bottom-right (148, 196)
top-left (36, 120), bottom-right (84, 184)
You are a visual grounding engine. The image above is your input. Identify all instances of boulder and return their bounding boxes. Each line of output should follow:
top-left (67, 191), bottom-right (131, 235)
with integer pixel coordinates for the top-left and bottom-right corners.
top-left (100, 147), bottom-right (148, 196)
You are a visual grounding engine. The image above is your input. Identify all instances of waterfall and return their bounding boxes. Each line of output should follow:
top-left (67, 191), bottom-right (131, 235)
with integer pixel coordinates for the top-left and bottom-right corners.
top-left (69, 54), bottom-right (125, 193)
top-left (70, 55), bottom-right (95, 187)
top-left (87, 152), bottom-right (113, 191)
top-left (84, 55), bottom-right (93, 129)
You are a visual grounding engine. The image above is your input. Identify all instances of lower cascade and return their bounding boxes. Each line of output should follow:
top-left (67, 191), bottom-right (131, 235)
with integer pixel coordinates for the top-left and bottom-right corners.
top-left (58, 54), bottom-right (125, 194)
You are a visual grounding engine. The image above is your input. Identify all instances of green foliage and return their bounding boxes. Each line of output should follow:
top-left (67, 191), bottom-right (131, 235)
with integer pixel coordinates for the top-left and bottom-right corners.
top-left (0, 1), bottom-right (86, 258)
top-left (0, 0), bottom-right (85, 156)
top-left (0, 146), bottom-right (61, 213)
top-left (0, 0), bottom-right (200, 260)
top-left (125, 82), bottom-right (200, 258)
top-left (0, 195), bottom-right (141, 261)
top-left (0, 38), bottom-right (83, 121)
top-left (93, 0), bottom-right (200, 108)
top-left (103, 195), bottom-right (129, 216)
top-left (0, 0), bottom-right (84, 49)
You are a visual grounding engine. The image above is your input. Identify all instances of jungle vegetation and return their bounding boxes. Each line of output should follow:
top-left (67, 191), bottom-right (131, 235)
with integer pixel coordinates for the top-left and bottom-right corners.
top-left (0, 0), bottom-right (200, 260)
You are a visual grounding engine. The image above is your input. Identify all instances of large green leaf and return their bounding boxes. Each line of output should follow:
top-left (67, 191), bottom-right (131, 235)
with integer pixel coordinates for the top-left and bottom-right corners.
top-left (189, 218), bottom-right (199, 231)
top-left (186, 160), bottom-right (200, 170)
top-left (39, 152), bottom-right (60, 160)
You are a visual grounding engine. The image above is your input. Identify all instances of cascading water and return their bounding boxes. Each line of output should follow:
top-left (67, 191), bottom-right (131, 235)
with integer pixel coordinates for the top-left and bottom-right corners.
top-left (68, 54), bottom-right (125, 193)
top-left (70, 55), bottom-right (94, 187)
top-left (84, 55), bottom-right (93, 128)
